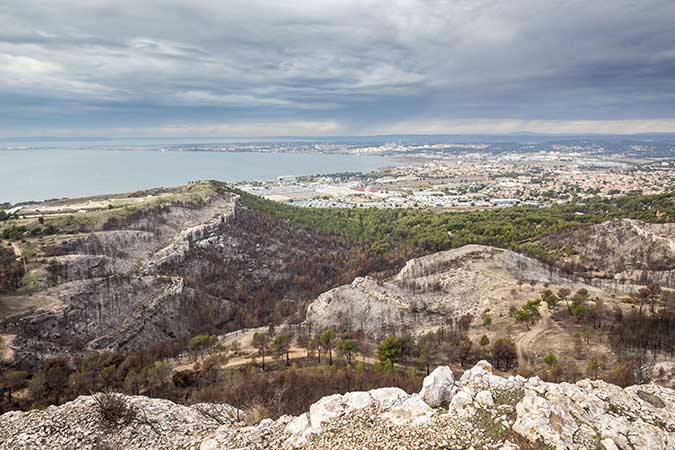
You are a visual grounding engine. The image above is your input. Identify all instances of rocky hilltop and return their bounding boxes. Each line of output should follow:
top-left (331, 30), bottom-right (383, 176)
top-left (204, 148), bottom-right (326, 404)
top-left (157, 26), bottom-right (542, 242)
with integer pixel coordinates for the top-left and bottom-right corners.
top-left (307, 244), bottom-right (582, 333)
top-left (1, 361), bottom-right (672, 450)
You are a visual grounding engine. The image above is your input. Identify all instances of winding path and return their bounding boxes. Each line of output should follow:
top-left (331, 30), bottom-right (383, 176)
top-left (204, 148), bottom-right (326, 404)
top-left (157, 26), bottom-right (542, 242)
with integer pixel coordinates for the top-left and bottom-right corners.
top-left (515, 302), bottom-right (552, 370)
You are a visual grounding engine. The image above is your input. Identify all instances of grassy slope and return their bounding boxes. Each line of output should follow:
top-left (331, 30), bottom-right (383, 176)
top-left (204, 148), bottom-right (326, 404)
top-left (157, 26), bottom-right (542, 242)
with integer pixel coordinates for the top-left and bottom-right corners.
top-left (0, 181), bottom-right (222, 239)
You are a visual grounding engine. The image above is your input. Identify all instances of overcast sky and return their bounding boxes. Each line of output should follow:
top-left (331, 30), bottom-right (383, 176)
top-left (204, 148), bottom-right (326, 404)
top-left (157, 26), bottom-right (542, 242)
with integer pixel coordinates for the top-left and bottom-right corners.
top-left (2, 0), bottom-right (675, 137)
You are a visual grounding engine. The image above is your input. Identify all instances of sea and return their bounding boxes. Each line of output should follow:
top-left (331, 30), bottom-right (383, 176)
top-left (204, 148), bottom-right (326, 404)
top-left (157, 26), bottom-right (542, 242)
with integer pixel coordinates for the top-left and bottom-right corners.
top-left (0, 138), bottom-right (395, 204)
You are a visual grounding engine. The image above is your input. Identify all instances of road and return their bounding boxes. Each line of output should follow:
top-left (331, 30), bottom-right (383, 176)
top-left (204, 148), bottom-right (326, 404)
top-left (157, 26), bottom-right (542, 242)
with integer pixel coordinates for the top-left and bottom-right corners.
top-left (515, 302), bottom-right (552, 370)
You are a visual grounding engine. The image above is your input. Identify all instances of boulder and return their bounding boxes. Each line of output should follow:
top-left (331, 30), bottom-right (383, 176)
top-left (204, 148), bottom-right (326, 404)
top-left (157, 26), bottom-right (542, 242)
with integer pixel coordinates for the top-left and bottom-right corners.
top-left (449, 390), bottom-right (473, 409)
top-left (419, 366), bottom-right (456, 407)
top-left (343, 391), bottom-right (374, 410)
top-left (475, 390), bottom-right (494, 408)
top-left (284, 413), bottom-right (311, 448)
top-left (370, 387), bottom-right (410, 410)
top-left (513, 379), bottom-right (675, 450)
top-left (459, 360), bottom-right (497, 390)
top-left (382, 394), bottom-right (436, 426)
top-left (308, 394), bottom-right (346, 433)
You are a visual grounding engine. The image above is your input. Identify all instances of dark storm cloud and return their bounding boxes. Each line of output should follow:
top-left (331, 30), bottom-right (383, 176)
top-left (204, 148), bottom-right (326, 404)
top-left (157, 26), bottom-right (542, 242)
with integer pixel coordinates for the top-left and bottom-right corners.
top-left (1, 0), bottom-right (675, 136)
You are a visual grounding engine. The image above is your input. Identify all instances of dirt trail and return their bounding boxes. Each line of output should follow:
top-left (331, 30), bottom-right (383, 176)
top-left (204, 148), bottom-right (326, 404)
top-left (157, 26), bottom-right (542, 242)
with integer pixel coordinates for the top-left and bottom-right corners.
top-left (10, 242), bottom-right (22, 258)
top-left (515, 303), bottom-right (552, 370)
top-left (0, 334), bottom-right (16, 362)
top-left (171, 326), bottom-right (382, 373)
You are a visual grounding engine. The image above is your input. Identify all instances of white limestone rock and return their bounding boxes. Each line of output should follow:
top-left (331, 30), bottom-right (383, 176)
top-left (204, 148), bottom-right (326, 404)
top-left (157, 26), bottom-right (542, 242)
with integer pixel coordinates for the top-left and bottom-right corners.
top-left (475, 390), bottom-right (494, 408)
top-left (600, 438), bottom-right (619, 450)
top-left (419, 366), bottom-right (457, 407)
top-left (369, 387), bottom-right (410, 410)
top-left (3, 363), bottom-right (674, 450)
top-left (449, 390), bottom-right (473, 409)
top-left (513, 377), bottom-right (675, 450)
top-left (283, 413), bottom-right (312, 448)
top-left (308, 394), bottom-right (346, 433)
top-left (343, 391), bottom-right (374, 410)
top-left (382, 394), bottom-right (436, 426)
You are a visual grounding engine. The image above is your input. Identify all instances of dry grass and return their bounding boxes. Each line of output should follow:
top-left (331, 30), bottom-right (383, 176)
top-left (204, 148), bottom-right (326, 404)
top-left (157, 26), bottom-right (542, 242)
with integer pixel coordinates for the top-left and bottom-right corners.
top-left (243, 402), bottom-right (271, 426)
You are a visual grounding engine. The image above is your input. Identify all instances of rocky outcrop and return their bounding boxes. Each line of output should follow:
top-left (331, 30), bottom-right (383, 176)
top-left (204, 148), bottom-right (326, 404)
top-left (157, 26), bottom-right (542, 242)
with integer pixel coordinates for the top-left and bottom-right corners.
top-left (2, 362), bottom-right (672, 449)
top-left (0, 395), bottom-right (241, 450)
top-left (142, 198), bottom-right (240, 273)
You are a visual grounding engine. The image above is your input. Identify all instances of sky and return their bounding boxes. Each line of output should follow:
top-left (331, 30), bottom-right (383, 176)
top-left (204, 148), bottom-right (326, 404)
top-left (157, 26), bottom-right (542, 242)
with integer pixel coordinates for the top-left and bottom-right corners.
top-left (1, 0), bottom-right (675, 138)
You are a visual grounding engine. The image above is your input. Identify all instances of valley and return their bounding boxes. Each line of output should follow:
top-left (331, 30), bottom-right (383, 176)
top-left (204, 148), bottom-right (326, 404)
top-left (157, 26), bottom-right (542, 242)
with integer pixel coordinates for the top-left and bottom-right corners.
top-left (0, 181), bottom-right (673, 439)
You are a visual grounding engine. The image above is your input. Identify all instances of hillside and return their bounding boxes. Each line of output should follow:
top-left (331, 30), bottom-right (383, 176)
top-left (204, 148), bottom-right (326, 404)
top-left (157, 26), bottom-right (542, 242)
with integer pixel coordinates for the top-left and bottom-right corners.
top-left (306, 244), bottom-right (654, 378)
top-left (0, 182), bottom-right (396, 364)
top-left (1, 186), bottom-right (674, 420)
top-left (1, 361), bottom-right (672, 450)
top-left (307, 244), bottom-right (576, 332)
top-left (536, 218), bottom-right (675, 287)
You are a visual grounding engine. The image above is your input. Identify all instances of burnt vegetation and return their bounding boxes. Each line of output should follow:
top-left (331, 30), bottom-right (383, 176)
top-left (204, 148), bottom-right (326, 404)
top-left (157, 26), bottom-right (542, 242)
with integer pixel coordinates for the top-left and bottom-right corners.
top-left (0, 246), bottom-right (23, 294)
top-left (154, 204), bottom-right (419, 331)
top-left (1, 184), bottom-right (674, 417)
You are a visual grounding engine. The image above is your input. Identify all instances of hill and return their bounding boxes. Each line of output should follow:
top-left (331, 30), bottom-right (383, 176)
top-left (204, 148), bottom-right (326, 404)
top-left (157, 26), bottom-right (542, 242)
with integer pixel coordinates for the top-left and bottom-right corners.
top-left (0, 182), bottom-right (398, 364)
top-left (535, 218), bottom-right (675, 287)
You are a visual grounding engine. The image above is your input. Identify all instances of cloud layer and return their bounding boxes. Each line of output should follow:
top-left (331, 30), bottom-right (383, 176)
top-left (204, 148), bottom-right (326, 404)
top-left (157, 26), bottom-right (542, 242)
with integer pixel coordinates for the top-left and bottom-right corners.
top-left (1, 0), bottom-right (675, 136)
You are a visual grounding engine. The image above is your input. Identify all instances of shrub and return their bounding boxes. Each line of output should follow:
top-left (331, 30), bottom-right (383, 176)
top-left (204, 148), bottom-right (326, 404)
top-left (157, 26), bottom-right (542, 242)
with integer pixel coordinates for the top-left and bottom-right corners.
top-left (243, 402), bottom-right (270, 426)
top-left (543, 352), bottom-right (557, 368)
top-left (93, 393), bottom-right (137, 429)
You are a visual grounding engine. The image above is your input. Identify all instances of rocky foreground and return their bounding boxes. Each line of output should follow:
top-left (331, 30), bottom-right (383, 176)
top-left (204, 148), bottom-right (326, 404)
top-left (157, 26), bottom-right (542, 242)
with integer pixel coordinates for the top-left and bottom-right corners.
top-left (1, 361), bottom-right (673, 450)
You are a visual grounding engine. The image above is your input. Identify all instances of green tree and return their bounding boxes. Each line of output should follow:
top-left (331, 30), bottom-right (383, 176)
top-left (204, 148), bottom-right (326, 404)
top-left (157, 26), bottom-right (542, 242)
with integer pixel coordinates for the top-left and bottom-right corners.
top-left (272, 334), bottom-right (292, 366)
top-left (377, 335), bottom-right (413, 366)
top-left (416, 332), bottom-right (438, 375)
top-left (37, 357), bottom-right (71, 405)
top-left (511, 299), bottom-right (542, 330)
top-left (541, 290), bottom-right (559, 309)
top-left (188, 335), bottom-right (218, 361)
top-left (336, 338), bottom-right (359, 366)
top-left (543, 352), bottom-right (557, 368)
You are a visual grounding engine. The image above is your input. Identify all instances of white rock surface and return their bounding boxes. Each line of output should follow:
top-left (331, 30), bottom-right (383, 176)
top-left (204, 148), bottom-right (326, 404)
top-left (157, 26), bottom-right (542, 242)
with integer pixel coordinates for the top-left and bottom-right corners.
top-left (419, 365), bottom-right (456, 407)
top-left (449, 390), bottom-right (473, 409)
top-left (369, 387), bottom-right (409, 410)
top-left (475, 390), bottom-right (494, 408)
top-left (381, 394), bottom-right (436, 426)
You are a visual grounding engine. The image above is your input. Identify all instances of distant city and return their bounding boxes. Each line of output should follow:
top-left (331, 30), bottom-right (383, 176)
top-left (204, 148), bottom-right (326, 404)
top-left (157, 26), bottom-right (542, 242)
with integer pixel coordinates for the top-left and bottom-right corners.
top-left (225, 135), bottom-right (675, 210)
